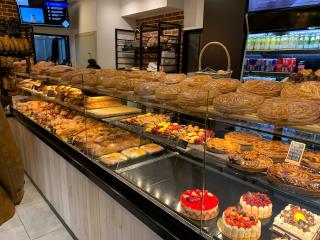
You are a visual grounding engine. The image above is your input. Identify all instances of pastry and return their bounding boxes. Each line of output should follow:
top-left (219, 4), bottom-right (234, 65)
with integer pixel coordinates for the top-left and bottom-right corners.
top-left (99, 153), bottom-right (128, 165)
top-left (120, 113), bottom-right (170, 127)
top-left (207, 78), bottom-right (240, 93)
top-left (267, 163), bottom-right (320, 194)
top-left (121, 147), bottom-right (147, 159)
top-left (219, 206), bottom-right (261, 240)
top-left (180, 75), bottom-right (211, 88)
top-left (177, 88), bottom-right (221, 106)
top-left (206, 138), bottom-right (240, 154)
top-left (240, 192), bottom-right (272, 219)
top-left (155, 84), bottom-right (180, 100)
top-left (237, 80), bottom-right (282, 97)
top-left (140, 143), bottom-right (164, 154)
top-left (272, 204), bottom-right (320, 240)
top-left (254, 140), bottom-right (289, 162)
top-left (213, 92), bottom-right (265, 114)
top-left (228, 151), bottom-right (273, 172)
top-left (134, 82), bottom-right (160, 96)
top-left (301, 150), bottom-right (320, 170)
top-left (180, 189), bottom-right (219, 221)
top-left (259, 97), bottom-right (320, 125)
top-left (116, 79), bottom-right (137, 91)
top-left (224, 131), bottom-right (262, 147)
top-left (281, 81), bottom-right (320, 102)
top-left (160, 73), bottom-right (186, 84)
top-left (142, 71), bottom-right (165, 82)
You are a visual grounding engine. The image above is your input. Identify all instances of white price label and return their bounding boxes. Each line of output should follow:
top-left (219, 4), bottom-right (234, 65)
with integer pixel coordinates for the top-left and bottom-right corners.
top-left (285, 141), bottom-right (306, 165)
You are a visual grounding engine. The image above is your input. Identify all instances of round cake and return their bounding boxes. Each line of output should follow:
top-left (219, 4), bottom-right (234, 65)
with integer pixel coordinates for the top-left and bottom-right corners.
top-left (180, 189), bottom-right (219, 221)
top-left (224, 131), bottom-right (262, 146)
top-left (240, 192), bottom-right (272, 219)
top-left (219, 206), bottom-right (261, 240)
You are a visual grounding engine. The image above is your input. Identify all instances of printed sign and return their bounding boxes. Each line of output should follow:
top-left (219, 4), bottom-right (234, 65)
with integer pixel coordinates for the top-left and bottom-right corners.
top-left (285, 141), bottom-right (306, 165)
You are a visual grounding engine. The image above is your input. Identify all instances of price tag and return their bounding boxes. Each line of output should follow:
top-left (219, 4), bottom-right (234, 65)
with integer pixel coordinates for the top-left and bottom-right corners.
top-left (177, 139), bottom-right (188, 149)
top-left (285, 141), bottom-right (306, 165)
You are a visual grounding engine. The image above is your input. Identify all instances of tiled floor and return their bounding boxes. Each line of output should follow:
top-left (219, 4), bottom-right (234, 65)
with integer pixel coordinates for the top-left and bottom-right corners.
top-left (0, 175), bottom-right (74, 240)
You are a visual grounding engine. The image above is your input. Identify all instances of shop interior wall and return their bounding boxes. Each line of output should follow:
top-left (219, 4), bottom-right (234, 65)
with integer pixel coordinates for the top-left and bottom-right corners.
top-left (201, 0), bottom-right (248, 78)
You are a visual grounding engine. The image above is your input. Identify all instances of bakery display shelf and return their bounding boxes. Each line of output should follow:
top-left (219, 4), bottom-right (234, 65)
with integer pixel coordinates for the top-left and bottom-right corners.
top-left (0, 51), bottom-right (33, 57)
top-left (246, 49), bottom-right (320, 55)
top-left (14, 72), bottom-right (30, 78)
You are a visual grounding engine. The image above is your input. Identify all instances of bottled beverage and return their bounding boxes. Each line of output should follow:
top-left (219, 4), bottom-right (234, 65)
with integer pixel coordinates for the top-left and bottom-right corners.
top-left (315, 33), bottom-right (320, 49)
top-left (310, 34), bottom-right (316, 49)
top-left (265, 35), bottom-right (271, 50)
top-left (298, 34), bottom-right (304, 49)
top-left (303, 33), bottom-right (310, 49)
top-left (254, 36), bottom-right (261, 50)
top-left (276, 36), bottom-right (281, 50)
top-left (293, 34), bottom-right (299, 49)
top-left (270, 35), bottom-right (276, 50)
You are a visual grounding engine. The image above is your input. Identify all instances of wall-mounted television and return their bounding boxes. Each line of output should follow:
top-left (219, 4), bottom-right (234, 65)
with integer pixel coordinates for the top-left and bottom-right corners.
top-left (249, 0), bottom-right (320, 12)
top-left (16, 0), bottom-right (69, 28)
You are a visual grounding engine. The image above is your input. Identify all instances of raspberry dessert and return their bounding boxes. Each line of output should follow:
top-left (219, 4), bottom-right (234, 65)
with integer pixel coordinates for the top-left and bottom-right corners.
top-left (240, 192), bottom-right (273, 219)
top-left (219, 206), bottom-right (261, 240)
top-left (180, 189), bottom-right (219, 221)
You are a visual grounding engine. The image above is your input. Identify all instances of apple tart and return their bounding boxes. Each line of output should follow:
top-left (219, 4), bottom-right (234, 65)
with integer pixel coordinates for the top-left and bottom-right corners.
top-left (206, 138), bottom-right (240, 154)
top-left (224, 131), bottom-right (262, 146)
top-left (254, 140), bottom-right (289, 162)
top-left (301, 150), bottom-right (320, 170)
top-left (237, 80), bottom-right (282, 97)
top-left (258, 97), bottom-right (320, 125)
top-left (213, 92), bottom-right (265, 114)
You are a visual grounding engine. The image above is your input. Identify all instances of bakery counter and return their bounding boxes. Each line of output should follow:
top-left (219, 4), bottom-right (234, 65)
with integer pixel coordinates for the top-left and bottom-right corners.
top-left (11, 109), bottom-right (206, 240)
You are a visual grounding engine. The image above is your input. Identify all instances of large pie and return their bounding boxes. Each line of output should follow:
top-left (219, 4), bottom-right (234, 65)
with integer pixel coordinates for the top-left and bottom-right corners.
top-left (224, 131), bottom-right (262, 146)
top-left (281, 81), bottom-right (320, 102)
top-left (213, 92), bottom-right (265, 114)
top-left (254, 140), bottom-right (289, 162)
top-left (257, 97), bottom-right (320, 125)
top-left (237, 80), bottom-right (282, 97)
top-left (206, 138), bottom-right (240, 154)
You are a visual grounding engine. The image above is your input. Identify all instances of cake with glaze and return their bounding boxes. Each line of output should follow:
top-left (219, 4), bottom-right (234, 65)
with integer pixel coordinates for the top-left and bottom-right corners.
top-left (180, 189), bottom-right (219, 221)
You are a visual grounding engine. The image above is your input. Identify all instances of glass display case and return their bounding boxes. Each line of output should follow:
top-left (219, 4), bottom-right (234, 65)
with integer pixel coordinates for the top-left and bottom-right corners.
top-left (11, 68), bottom-right (320, 240)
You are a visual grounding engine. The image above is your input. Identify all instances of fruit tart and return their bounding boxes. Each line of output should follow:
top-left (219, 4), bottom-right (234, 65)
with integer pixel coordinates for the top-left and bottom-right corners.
top-left (218, 206), bottom-right (261, 240)
top-left (301, 150), bottom-right (320, 171)
top-left (240, 192), bottom-right (272, 219)
top-left (180, 189), bottom-right (219, 221)
top-left (120, 113), bottom-right (170, 127)
top-left (254, 140), bottom-right (289, 162)
top-left (228, 151), bottom-right (274, 172)
top-left (272, 204), bottom-right (320, 240)
top-left (121, 147), bottom-right (147, 159)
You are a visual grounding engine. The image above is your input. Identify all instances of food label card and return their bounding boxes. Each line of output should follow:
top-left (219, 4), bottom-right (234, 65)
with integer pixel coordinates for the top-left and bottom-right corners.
top-left (285, 141), bottom-right (306, 165)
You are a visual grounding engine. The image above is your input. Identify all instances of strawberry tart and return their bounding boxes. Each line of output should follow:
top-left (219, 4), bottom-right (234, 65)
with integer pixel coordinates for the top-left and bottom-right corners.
top-left (240, 192), bottom-right (273, 219)
top-left (218, 206), bottom-right (261, 240)
top-left (180, 189), bottom-right (219, 221)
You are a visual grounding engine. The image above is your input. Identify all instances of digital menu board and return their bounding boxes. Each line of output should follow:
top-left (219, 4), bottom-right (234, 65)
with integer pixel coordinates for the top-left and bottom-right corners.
top-left (17, 0), bottom-right (69, 28)
top-left (249, 0), bottom-right (320, 12)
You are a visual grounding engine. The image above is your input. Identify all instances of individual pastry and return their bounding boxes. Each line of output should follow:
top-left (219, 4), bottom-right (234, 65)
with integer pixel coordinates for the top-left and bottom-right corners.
top-left (180, 189), bottom-right (219, 221)
top-left (142, 71), bottom-right (166, 82)
top-left (207, 78), bottom-right (241, 93)
top-left (219, 206), bottom-right (261, 240)
top-left (160, 73), bottom-right (186, 85)
top-left (240, 192), bottom-right (273, 219)
top-left (180, 75), bottom-right (211, 88)
top-left (99, 153), bottom-right (128, 165)
top-left (301, 150), bottom-right (320, 170)
top-left (267, 163), bottom-right (320, 194)
top-left (121, 147), bottom-right (147, 159)
top-left (258, 97), bottom-right (320, 126)
top-left (237, 80), bottom-right (282, 97)
top-left (120, 113), bottom-right (170, 127)
top-left (213, 92), bottom-right (264, 114)
top-left (116, 79), bottom-right (137, 91)
top-left (228, 151), bottom-right (273, 172)
top-left (272, 204), bottom-right (320, 240)
top-left (140, 143), bottom-right (164, 154)
top-left (254, 140), bottom-right (289, 162)
top-left (224, 131), bottom-right (262, 146)
top-left (155, 84), bottom-right (180, 100)
top-left (177, 89), bottom-right (220, 106)
top-left (281, 81), bottom-right (320, 102)
top-left (206, 138), bottom-right (240, 154)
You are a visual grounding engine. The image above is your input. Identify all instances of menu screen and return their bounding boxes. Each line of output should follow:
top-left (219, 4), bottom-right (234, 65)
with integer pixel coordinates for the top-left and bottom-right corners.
top-left (249, 0), bottom-right (320, 12)
top-left (17, 0), bottom-right (69, 28)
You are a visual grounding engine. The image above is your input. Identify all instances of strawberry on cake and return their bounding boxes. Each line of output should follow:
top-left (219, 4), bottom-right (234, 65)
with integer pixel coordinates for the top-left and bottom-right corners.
top-left (240, 192), bottom-right (273, 219)
top-left (180, 189), bottom-right (219, 221)
top-left (219, 206), bottom-right (261, 240)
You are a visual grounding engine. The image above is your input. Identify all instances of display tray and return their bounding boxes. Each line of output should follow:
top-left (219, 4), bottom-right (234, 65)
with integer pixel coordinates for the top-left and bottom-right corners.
top-left (119, 154), bottom-right (298, 239)
top-left (227, 162), bottom-right (269, 173)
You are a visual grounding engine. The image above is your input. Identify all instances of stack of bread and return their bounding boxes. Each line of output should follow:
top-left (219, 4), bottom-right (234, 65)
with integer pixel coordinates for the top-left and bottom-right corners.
top-left (0, 35), bottom-right (30, 53)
